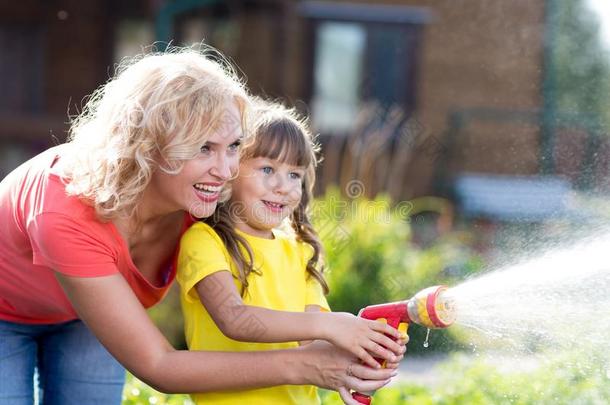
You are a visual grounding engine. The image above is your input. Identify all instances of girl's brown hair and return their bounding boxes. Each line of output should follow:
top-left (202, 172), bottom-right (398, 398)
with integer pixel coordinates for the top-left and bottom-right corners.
top-left (205, 99), bottom-right (329, 296)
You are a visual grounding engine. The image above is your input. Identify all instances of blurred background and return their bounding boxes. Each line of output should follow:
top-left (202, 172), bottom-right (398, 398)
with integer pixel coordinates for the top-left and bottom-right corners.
top-left (4, 0), bottom-right (610, 404)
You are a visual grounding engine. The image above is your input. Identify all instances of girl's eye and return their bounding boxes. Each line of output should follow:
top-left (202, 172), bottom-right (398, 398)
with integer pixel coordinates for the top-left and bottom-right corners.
top-left (289, 172), bottom-right (302, 180)
top-left (261, 166), bottom-right (273, 174)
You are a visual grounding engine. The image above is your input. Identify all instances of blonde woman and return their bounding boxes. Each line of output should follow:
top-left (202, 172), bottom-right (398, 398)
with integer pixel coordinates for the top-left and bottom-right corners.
top-left (0, 48), bottom-right (404, 405)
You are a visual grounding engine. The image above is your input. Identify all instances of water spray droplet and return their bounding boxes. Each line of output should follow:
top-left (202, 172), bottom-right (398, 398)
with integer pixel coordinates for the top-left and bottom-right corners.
top-left (423, 328), bottom-right (431, 348)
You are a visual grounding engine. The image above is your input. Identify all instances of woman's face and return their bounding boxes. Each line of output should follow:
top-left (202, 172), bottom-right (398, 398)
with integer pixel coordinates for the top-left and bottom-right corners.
top-left (147, 102), bottom-right (243, 219)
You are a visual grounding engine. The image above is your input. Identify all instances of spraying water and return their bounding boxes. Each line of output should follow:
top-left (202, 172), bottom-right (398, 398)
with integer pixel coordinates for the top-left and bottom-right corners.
top-left (354, 233), bottom-right (610, 403)
top-left (447, 231), bottom-right (610, 354)
top-left (394, 232), bottom-right (610, 403)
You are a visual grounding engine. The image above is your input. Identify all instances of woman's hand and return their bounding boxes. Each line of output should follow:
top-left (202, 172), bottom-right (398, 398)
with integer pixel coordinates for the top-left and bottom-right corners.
top-left (297, 339), bottom-right (407, 405)
top-left (319, 312), bottom-right (404, 368)
top-left (385, 333), bottom-right (408, 370)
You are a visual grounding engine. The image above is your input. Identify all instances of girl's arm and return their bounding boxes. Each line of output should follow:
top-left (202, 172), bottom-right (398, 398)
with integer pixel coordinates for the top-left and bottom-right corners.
top-left (299, 305), bottom-right (326, 346)
top-left (196, 271), bottom-right (403, 368)
top-left (55, 272), bottom-right (398, 398)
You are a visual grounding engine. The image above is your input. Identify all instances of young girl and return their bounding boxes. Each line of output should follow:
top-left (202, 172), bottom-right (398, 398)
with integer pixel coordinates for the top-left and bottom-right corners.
top-left (177, 100), bottom-right (404, 404)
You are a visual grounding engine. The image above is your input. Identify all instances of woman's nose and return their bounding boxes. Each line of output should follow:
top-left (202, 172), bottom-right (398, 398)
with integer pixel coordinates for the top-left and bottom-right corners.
top-left (210, 152), bottom-right (233, 180)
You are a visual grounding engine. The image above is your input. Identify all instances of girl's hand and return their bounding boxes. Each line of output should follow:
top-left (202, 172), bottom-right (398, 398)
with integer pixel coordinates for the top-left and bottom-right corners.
top-left (320, 312), bottom-right (405, 368)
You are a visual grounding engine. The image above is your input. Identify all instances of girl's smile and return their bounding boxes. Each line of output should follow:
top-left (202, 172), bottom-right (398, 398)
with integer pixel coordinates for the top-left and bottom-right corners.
top-left (261, 200), bottom-right (286, 213)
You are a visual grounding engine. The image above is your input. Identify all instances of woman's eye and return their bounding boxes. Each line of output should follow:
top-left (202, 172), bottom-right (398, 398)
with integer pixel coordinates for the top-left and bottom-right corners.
top-left (229, 140), bottom-right (241, 152)
top-left (200, 144), bottom-right (210, 154)
top-left (261, 167), bottom-right (273, 174)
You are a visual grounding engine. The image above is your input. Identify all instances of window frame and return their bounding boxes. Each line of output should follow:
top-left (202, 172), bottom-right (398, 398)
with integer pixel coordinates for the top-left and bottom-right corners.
top-left (299, 1), bottom-right (431, 135)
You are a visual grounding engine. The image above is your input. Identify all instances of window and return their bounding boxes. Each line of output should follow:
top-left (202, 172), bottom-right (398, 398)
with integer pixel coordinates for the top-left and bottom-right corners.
top-left (301, 2), bottom-right (430, 134)
top-left (0, 24), bottom-right (44, 113)
top-left (311, 22), bottom-right (366, 133)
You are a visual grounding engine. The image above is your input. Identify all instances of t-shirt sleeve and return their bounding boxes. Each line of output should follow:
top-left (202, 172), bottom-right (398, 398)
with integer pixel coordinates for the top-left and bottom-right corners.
top-left (301, 242), bottom-right (331, 311)
top-left (176, 223), bottom-right (233, 304)
top-left (306, 275), bottom-right (330, 311)
top-left (28, 212), bottom-right (118, 277)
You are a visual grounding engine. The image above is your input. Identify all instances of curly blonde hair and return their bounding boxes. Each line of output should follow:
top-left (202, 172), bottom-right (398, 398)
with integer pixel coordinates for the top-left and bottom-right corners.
top-left (60, 46), bottom-right (249, 221)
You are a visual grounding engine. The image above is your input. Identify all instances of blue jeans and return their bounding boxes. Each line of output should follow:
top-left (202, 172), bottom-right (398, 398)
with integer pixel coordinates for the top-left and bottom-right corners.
top-left (0, 319), bottom-right (125, 405)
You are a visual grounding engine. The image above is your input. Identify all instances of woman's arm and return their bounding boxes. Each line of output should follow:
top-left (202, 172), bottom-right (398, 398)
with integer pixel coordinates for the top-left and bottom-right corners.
top-left (196, 271), bottom-right (402, 368)
top-left (55, 272), bottom-right (398, 398)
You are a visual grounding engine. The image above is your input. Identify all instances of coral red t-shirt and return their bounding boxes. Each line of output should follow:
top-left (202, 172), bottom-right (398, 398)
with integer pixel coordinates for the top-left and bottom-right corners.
top-left (0, 145), bottom-right (190, 324)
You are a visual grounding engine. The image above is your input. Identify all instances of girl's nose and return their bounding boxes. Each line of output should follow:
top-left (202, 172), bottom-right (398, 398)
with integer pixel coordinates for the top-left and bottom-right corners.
top-left (273, 175), bottom-right (294, 195)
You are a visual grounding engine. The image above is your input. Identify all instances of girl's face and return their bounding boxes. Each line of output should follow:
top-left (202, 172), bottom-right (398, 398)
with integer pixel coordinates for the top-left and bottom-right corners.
top-left (230, 157), bottom-right (305, 238)
top-left (146, 103), bottom-right (243, 219)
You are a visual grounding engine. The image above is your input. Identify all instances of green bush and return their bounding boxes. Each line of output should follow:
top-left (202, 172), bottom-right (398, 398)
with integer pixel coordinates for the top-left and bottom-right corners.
top-left (312, 190), bottom-right (482, 353)
top-left (147, 283), bottom-right (187, 350)
top-left (435, 351), bottom-right (610, 405)
top-left (317, 349), bottom-right (610, 405)
top-left (122, 373), bottom-right (193, 405)
top-left (123, 349), bottom-right (610, 404)
top-left (313, 190), bottom-right (412, 312)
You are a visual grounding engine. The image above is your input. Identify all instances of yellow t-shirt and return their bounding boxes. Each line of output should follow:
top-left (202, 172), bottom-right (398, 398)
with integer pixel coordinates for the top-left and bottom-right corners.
top-left (176, 222), bottom-right (330, 405)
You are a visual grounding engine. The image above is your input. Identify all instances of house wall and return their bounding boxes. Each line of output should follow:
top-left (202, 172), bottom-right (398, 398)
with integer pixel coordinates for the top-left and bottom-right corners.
top-left (237, 0), bottom-right (546, 198)
top-left (0, 0), bottom-right (113, 144)
top-left (1, 0), bottom-right (547, 197)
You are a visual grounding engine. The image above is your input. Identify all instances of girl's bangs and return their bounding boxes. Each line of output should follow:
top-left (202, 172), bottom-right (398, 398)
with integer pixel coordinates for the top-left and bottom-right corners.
top-left (249, 120), bottom-right (312, 168)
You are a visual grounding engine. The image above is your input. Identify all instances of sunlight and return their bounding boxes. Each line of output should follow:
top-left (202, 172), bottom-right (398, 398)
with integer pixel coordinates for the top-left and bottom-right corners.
top-left (588, 0), bottom-right (610, 47)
